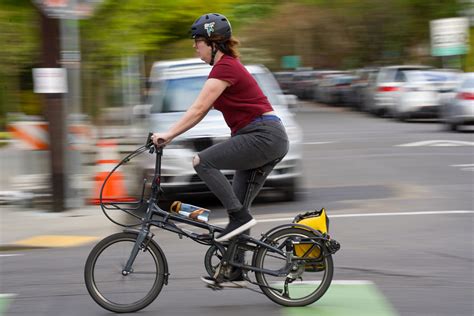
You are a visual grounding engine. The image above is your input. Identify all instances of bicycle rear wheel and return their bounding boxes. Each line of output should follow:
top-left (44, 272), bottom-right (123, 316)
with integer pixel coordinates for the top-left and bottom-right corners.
top-left (254, 227), bottom-right (333, 307)
top-left (84, 232), bottom-right (166, 313)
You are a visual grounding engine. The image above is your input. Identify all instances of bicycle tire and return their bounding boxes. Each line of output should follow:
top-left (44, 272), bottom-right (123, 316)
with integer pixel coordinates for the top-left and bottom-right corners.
top-left (84, 232), bottom-right (166, 313)
top-left (254, 227), bottom-right (334, 307)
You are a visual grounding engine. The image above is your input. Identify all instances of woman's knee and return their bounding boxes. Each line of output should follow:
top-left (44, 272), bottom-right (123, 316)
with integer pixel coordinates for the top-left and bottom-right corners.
top-left (192, 154), bottom-right (200, 168)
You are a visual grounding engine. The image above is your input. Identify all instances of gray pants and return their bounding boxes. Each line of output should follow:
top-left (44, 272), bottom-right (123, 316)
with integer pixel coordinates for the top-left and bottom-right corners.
top-left (194, 120), bottom-right (289, 212)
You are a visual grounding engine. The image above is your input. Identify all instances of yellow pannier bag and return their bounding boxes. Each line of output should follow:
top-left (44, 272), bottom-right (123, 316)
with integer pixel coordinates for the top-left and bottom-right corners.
top-left (292, 208), bottom-right (329, 271)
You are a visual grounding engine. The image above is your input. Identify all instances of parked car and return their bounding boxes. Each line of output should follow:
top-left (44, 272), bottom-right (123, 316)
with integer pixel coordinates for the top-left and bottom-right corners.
top-left (134, 58), bottom-right (303, 201)
top-left (292, 70), bottom-right (318, 100)
top-left (311, 71), bottom-right (344, 103)
top-left (330, 75), bottom-right (358, 106)
top-left (350, 67), bottom-right (379, 111)
top-left (392, 70), bottom-right (461, 121)
top-left (370, 65), bottom-right (432, 116)
top-left (442, 72), bottom-right (474, 131)
top-left (273, 71), bottom-right (295, 94)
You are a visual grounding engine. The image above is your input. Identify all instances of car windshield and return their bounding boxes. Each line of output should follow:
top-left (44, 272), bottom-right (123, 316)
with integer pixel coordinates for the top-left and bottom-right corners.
top-left (406, 71), bottom-right (459, 83)
top-left (378, 67), bottom-right (426, 83)
top-left (150, 76), bottom-right (207, 113)
top-left (150, 72), bottom-right (281, 113)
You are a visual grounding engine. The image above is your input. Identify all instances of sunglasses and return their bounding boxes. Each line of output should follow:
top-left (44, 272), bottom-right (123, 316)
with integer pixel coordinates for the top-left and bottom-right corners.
top-left (194, 38), bottom-right (206, 45)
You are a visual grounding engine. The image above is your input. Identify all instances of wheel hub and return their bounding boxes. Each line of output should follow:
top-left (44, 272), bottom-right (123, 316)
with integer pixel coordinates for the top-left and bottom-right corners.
top-left (288, 263), bottom-right (305, 279)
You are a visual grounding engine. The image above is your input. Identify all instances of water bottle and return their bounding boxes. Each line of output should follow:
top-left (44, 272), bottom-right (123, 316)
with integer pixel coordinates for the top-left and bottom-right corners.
top-left (170, 201), bottom-right (210, 223)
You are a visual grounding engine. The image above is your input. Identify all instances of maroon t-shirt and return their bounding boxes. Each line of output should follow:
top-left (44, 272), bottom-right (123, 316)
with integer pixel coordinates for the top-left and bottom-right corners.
top-left (208, 55), bottom-right (273, 134)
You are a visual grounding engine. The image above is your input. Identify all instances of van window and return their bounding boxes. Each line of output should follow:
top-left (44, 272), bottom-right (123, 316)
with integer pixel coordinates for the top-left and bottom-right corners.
top-left (151, 76), bottom-right (207, 113)
top-left (253, 73), bottom-right (281, 105)
top-left (150, 71), bottom-right (283, 113)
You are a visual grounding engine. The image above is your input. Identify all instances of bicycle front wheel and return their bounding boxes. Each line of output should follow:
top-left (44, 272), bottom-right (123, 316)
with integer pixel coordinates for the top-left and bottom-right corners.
top-left (254, 227), bottom-right (334, 307)
top-left (84, 232), bottom-right (166, 313)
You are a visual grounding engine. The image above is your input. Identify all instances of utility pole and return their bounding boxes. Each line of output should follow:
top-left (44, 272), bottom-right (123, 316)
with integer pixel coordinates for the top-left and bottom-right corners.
top-left (38, 8), bottom-right (66, 212)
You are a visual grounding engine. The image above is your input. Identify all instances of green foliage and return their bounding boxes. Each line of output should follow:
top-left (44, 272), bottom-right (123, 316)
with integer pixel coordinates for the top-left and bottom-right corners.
top-left (467, 28), bottom-right (474, 72)
top-left (239, 0), bottom-right (464, 70)
top-left (0, 1), bottom-right (39, 126)
top-left (0, 0), bottom-right (468, 123)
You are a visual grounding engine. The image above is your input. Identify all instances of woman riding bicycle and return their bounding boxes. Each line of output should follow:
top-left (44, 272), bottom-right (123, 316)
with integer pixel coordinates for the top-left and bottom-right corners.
top-left (152, 12), bottom-right (288, 254)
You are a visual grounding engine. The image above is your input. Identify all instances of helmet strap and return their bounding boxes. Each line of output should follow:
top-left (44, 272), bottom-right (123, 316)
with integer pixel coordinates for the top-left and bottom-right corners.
top-left (210, 43), bottom-right (218, 66)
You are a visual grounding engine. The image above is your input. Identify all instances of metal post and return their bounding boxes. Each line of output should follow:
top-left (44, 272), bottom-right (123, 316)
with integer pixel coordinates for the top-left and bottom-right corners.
top-left (39, 9), bottom-right (66, 212)
top-left (60, 1), bottom-right (84, 209)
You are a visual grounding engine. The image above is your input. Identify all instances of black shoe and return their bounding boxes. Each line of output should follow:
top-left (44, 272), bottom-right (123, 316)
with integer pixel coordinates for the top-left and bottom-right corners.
top-left (200, 276), bottom-right (248, 288)
top-left (215, 212), bottom-right (256, 242)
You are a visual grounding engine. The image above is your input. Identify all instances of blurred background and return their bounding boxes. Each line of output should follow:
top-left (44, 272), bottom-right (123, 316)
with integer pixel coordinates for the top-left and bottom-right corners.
top-left (0, 0), bottom-right (472, 211)
top-left (1, 2), bottom-right (473, 316)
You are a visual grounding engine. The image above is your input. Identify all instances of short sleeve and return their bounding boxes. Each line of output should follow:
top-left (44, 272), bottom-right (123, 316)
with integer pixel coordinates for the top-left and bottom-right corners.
top-left (208, 59), bottom-right (238, 86)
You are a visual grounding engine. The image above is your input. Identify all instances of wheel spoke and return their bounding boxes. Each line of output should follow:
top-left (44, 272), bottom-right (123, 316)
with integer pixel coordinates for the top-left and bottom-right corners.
top-left (84, 232), bottom-right (166, 313)
top-left (254, 228), bottom-right (334, 307)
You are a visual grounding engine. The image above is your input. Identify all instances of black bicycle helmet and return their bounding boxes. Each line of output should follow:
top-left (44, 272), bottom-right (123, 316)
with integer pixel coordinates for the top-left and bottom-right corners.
top-left (190, 13), bottom-right (232, 40)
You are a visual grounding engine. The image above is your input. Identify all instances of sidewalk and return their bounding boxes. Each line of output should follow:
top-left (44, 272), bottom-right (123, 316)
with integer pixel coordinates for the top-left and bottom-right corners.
top-left (0, 205), bottom-right (121, 251)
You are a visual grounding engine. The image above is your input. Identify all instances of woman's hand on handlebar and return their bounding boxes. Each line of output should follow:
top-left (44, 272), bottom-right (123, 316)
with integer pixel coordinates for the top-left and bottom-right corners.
top-left (151, 132), bottom-right (173, 147)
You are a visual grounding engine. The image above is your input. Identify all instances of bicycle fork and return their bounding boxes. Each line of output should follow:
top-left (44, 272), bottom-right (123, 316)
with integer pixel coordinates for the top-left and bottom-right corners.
top-left (123, 195), bottom-right (158, 275)
top-left (122, 225), bottom-right (153, 275)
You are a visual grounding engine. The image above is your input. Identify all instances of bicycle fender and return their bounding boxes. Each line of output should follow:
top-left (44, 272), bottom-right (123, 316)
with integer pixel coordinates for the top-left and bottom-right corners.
top-left (259, 223), bottom-right (326, 242)
top-left (123, 229), bottom-right (170, 285)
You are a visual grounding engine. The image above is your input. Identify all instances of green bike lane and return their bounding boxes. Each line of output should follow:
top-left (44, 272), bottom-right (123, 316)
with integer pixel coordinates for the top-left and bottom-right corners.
top-left (0, 295), bottom-right (14, 316)
top-left (282, 281), bottom-right (397, 316)
top-left (0, 281), bottom-right (397, 316)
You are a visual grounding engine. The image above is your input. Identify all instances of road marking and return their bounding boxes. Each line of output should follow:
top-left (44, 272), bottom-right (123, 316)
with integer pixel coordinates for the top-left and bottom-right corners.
top-left (273, 280), bottom-right (374, 286)
top-left (396, 140), bottom-right (474, 147)
top-left (0, 254), bottom-right (23, 258)
top-left (450, 164), bottom-right (474, 171)
top-left (303, 141), bottom-right (336, 145)
top-left (13, 235), bottom-right (99, 248)
top-left (282, 280), bottom-right (398, 316)
top-left (211, 210), bottom-right (474, 225)
top-left (0, 294), bottom-right (16, 316)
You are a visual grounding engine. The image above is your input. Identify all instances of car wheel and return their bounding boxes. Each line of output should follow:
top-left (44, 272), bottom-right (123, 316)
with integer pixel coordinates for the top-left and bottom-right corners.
top-left (449, 122), bottom-right (458, 132)
top-left (281, 180), bottom-right (298, 201)
top-left (396, 111), bottom-right (409, 122)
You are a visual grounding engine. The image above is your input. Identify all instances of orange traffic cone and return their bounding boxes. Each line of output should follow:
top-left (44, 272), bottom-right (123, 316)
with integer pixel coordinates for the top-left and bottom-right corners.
top-left (89, 139), bottom-right (135, 204)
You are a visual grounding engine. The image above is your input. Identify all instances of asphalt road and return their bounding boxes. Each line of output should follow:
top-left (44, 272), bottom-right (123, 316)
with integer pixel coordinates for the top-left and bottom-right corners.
top-left (1, 102), bottom-right (473, 316)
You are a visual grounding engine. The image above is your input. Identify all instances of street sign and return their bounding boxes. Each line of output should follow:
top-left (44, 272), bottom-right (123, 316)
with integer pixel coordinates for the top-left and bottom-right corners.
top-left (33, 0), bottom-right (102, 19)
top-left (430, 17), bottom-right (470, 56)
top-left (33, 68), bottom-right (68, 93)
top-left (281, 55), bottom-right (301, 69)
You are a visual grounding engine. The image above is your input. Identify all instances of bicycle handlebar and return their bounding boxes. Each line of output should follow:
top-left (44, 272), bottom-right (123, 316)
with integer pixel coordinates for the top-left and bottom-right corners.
top-left (146, 132), bottom-right (166, 150)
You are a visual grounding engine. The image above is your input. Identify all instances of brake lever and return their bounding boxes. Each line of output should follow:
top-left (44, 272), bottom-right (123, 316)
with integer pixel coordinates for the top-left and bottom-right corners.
top-left (146, 132), bottom-right (154, 148)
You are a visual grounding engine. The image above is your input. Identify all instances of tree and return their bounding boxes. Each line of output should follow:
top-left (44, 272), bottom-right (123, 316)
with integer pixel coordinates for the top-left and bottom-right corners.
top-left (0, 0), bottom-right (39, 128)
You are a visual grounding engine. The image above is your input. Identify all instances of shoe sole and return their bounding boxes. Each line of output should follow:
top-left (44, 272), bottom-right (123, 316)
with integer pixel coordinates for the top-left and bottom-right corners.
top-left (201, 276), bottom-right (216, 286)
top-left (215, 219), bottom-right (257, 242)
top-left (200, 277), bottom-right (248, 289)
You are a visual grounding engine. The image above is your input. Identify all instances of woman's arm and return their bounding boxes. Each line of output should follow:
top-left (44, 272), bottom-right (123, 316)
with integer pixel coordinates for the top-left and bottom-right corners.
top-left (152, 78), bottom-right (229, 146)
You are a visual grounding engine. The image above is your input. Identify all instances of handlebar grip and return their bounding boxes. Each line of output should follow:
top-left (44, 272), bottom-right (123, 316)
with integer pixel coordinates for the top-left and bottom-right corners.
top-left (146, 132), bottom-right (166, 148)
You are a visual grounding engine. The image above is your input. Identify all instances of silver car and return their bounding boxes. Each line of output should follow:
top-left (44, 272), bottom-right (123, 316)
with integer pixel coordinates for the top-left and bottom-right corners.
top-left (393, 70), bottom-right (461, 121)
top-left (137, 59), bottom-right (303, 201)
top-left (370, 65), bottom-right (432, 116)
top-left (442, 72), bottom-right (474, 131)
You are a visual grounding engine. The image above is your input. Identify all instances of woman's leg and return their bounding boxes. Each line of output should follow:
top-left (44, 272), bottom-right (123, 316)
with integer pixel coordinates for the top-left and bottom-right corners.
top-left (194, 121), bottom-right (289, 241)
